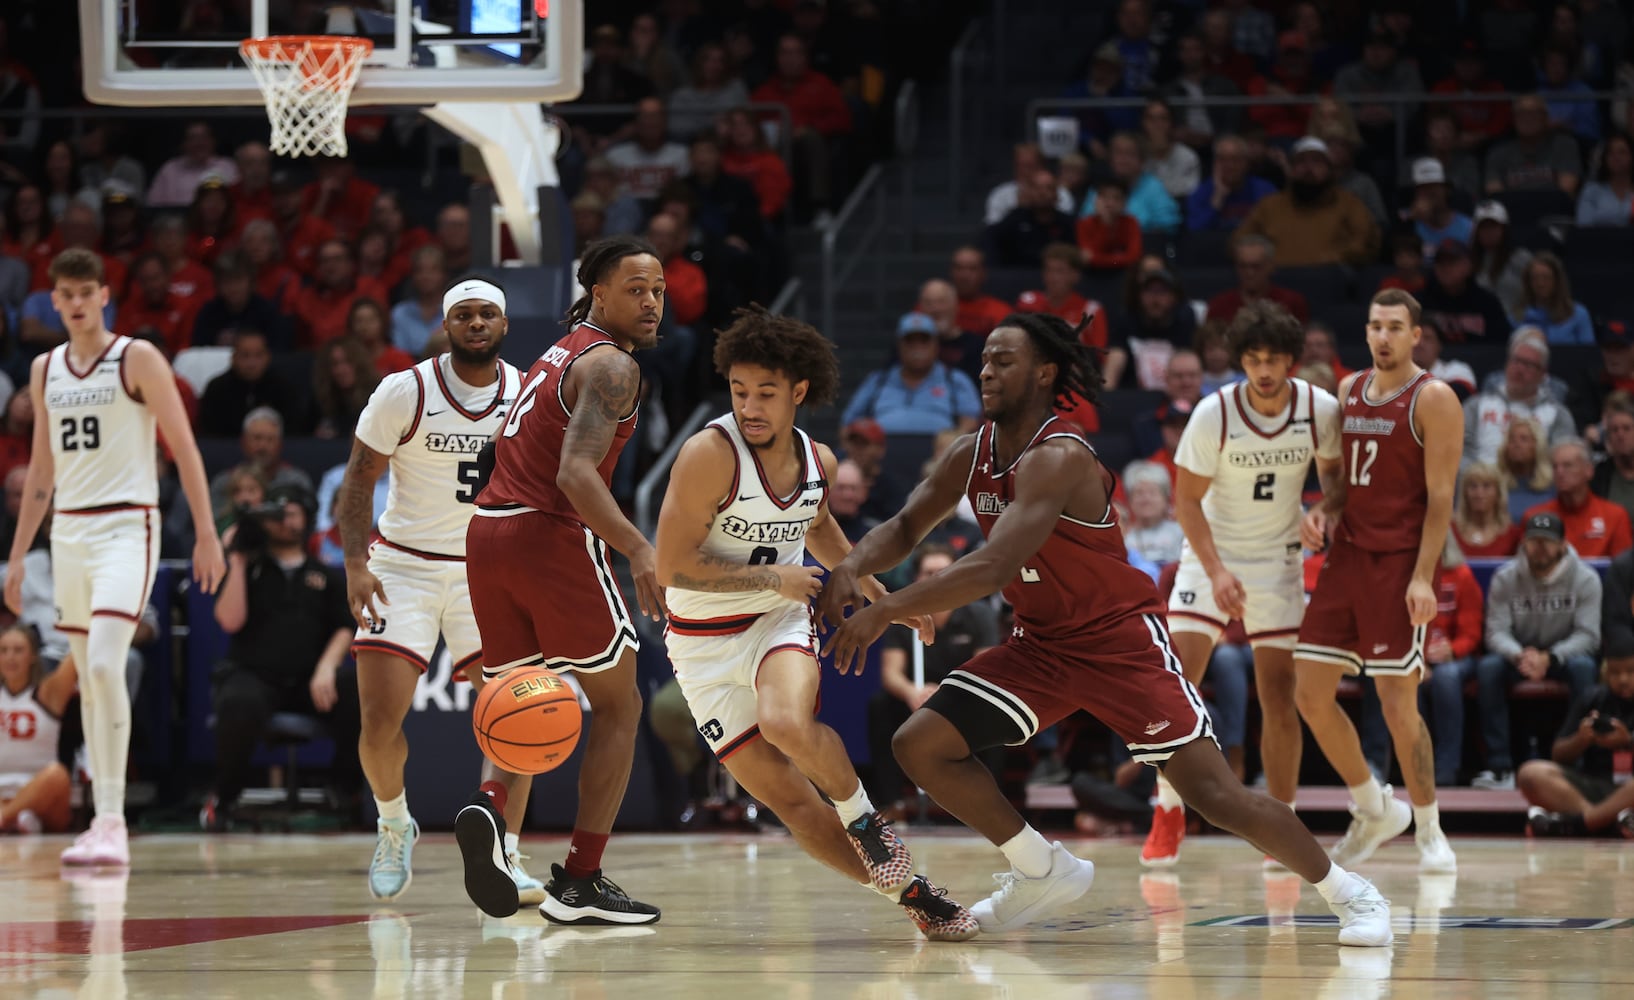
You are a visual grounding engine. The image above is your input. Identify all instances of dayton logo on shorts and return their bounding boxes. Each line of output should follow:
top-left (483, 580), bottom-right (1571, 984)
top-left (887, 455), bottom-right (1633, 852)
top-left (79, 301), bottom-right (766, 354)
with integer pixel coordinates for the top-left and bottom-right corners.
top-left (719, 515), bottom-right (814, 544)
top-left (424, 432), bottom-right (490, 454)
top-left (699, 718), bottom-right (725, 741)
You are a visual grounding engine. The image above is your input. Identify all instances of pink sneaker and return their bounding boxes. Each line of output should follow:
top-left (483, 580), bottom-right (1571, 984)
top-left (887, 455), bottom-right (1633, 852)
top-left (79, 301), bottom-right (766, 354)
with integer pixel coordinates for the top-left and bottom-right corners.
top-left (61, 816), bottom-right (130, 866)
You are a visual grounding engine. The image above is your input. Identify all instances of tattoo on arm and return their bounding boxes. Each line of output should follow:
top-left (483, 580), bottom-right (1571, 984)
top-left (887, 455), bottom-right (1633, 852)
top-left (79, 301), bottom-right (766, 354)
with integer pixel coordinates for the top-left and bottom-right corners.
top-left (337, 446), bottom-right (386, 562)
top-left (562, 354), bottom-right (640, 465)
top-left (32, 489), bottom-right (47, 501)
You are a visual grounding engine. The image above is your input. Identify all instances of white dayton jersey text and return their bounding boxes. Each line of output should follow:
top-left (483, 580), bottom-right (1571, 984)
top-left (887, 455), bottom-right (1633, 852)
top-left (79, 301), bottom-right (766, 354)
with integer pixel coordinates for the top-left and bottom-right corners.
top-left (0, 683), bottom-right (62, 797)
top-left (1174, 378), bottom-right (1340, 560)
top-left (664, 415), bottom-right (830, 622)
top-left (350, 355), bottom-right (518, 674)
top-left (1168, 378), bottom-right (1340, 647)
top-left (354, 355), bottom-right (520, 558)
top-left (43, 337), bottom-right (157, 510)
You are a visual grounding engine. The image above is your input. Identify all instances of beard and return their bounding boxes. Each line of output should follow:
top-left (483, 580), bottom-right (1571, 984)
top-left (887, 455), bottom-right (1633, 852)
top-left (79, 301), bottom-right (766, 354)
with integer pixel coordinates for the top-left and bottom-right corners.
top-left (1288, 179), bottom-right (1331, 205)
top-left (449, 337), bottom-right (503, 366)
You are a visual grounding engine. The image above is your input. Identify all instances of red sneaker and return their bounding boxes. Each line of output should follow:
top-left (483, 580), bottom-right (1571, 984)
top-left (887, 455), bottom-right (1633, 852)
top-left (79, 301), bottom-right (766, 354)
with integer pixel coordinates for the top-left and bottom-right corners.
top-left (1140, 806), bottom-right (1185, 868)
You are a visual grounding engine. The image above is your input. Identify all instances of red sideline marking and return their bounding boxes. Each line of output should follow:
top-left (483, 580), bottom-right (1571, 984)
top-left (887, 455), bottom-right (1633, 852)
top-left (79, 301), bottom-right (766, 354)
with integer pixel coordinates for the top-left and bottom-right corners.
top-left (0, 914), bottom-right (379, 954)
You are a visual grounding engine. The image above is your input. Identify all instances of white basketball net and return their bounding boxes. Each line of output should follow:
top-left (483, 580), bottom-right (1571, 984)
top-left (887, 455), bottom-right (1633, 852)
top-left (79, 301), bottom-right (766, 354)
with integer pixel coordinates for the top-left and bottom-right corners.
top-left (240, 36), bottom-right (374, 158)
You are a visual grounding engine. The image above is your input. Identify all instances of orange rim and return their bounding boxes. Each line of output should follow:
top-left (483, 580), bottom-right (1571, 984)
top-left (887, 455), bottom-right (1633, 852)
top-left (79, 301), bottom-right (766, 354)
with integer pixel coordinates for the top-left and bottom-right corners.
top-left (239, 35), bottom-right (374, 92)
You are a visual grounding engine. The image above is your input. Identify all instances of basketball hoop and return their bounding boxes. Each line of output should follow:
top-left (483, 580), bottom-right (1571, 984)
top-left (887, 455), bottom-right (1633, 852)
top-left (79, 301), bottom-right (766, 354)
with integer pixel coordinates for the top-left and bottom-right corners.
top-left (240, 36), bottom-right (374, 158)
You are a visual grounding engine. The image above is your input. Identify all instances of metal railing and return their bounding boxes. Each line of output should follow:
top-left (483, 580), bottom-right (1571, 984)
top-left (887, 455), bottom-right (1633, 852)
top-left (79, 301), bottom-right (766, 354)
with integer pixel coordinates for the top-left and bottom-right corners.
top-left (947, 20), bottom-right (983, 212)
top-left (820, 163), bottom-right (888, 338)
top-left (894, 79), bottom-right (921, 244)
top-left (768, 275), bottom-right (807, 322)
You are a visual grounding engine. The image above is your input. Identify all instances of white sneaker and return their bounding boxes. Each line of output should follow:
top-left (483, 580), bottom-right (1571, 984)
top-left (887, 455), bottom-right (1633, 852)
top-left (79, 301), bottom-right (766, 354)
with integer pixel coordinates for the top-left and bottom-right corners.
top-left (1415, 828), bottom-right (1457, 874)
top-left (368, 817), bottom-right (419, 901)
top-left (508, 850), bottom-right (546, 906)
top-left (1330, 873), bottom-right (1393, 947)
top-left (1470, 770), bottom-right (1514, 790)
top-left (1330, 788), bottom-right (1411, 867)
top-left (15, 810), bottom-right (41, 834)
top-left (967, 842), bottom-right (1095, 933)
top-left (60, 816), bottom-right (129, 867)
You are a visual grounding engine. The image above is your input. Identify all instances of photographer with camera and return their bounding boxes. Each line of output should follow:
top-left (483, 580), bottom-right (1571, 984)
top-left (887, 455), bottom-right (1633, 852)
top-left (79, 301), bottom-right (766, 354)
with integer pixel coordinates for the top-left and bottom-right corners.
top-left (1519, 654), bottom-right (1634, 837)
top-left (201, 483), bottom-right (361, 830)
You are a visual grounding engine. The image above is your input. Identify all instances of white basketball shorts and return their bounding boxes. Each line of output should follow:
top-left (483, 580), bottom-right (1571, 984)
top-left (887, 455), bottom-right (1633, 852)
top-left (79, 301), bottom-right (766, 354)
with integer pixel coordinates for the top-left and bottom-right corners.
top-left (50, 506), bottom-right (160, 635)
top-left (665, 603), bottom-right (819, 761)
top-left (1167, 546), bottom-right (1305, 650)
top-left (351, 540), bottom-right (482, 676)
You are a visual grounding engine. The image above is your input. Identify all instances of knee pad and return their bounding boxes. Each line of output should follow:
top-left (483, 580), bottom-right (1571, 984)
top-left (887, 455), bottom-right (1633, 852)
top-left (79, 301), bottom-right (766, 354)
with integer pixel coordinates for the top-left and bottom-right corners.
top-left (922, 683), bottom-right (1031, 755)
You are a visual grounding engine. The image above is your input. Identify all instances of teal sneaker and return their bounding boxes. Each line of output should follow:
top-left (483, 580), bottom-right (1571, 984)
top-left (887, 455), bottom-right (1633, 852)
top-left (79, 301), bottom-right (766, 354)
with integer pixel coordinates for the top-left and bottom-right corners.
top-left (368, 817), bottom-right (419, 901)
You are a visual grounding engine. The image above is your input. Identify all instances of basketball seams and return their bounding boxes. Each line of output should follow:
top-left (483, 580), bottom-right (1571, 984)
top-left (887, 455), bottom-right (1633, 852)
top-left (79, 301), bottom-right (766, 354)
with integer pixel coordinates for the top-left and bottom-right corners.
top-left (472, 665), bottom-right (583, 773)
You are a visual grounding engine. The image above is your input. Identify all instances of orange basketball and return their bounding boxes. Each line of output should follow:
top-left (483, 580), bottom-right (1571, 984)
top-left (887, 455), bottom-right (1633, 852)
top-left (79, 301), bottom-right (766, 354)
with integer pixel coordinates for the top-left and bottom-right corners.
top-left (472, 667), bottom-right (583, 774)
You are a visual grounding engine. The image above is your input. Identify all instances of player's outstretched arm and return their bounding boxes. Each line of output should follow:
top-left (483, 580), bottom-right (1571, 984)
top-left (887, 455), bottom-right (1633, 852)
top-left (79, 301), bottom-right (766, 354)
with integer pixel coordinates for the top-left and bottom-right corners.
top-left (3, 355), bottom-right (54, 614)
top-left (558, 347), bottom-right (665, 620)
top-left (1408, 379), bottom-right (1466, 623)
top-left (337, 438), bottom-right (391, 630)
top-left (816, 433), bottom-right (977, 630)
top-left (128, 341), bottom-right (226, 594)
top-left (655, 430), bottom-right (819, 601)
top-left (825, 439), bottom-right (1081, 674)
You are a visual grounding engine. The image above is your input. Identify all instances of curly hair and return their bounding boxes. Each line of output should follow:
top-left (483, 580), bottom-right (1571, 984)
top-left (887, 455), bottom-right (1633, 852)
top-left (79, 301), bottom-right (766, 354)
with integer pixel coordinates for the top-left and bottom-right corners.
top-left (995, 311), bottom-right (1104, 409)
top-left (1225, 299), bottom-right (1305, 361)
top-left (712, 304), bottom-right (840, 407)
top-left (564, 235), bottom-right (660, 327)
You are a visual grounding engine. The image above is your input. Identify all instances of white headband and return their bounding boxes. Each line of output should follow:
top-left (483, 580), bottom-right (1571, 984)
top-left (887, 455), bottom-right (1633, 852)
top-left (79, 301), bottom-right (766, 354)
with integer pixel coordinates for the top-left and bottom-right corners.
top-left (443, 279), bottom-right (507, 319)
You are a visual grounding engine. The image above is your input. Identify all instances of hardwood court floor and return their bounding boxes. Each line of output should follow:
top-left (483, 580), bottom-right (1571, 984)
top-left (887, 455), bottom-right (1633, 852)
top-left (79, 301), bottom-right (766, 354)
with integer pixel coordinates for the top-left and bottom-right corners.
top-left (1, 831), bottom-right (1630, 999)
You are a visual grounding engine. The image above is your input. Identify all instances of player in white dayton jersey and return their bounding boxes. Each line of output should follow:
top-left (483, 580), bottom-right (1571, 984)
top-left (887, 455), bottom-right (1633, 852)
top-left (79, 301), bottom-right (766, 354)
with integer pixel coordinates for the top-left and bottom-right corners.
top-left (3, 249), bottom-right (226, 866)
top-left (654, 306), bottom-right (977, 941)
top-left (1142, 300), bottom-right (1342, 868)
top-left (337, 277), bottom-right (532, 903)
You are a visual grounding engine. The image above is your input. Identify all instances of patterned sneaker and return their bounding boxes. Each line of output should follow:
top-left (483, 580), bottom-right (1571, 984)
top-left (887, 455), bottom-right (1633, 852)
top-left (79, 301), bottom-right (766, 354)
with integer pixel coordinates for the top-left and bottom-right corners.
top-left (845, 811), bottom-right (914, 896)
top-left (1140, 805), bottom-right (1185, 868)
top-left (897, 875), bottom-right (979, 942)
top-left (61, 816), bottom-right (129, 867)
top-left (540, 864), bottom-right (661, 926)
top-left (368, 817), bottom-right (419, 901)
top-left (968, 842), bottom-right (1096, 934)
top-left (1415, 828), bottom-right (1457, 874)
top-left (1330, 788), bottom-right (1411, 867)
top-left (1618, 808), bottom-right (1634, 839)
top-left (455, 793), bottom-right (519, 917)
top-left (508, 850), bottom-right (547, 906)
top-left (1329, 873), bottom-right (1393, 947)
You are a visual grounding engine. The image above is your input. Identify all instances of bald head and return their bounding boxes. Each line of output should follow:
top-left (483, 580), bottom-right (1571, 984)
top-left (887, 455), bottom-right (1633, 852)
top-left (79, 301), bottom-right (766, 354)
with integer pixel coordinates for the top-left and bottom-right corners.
top-left (917, 279), bottom-right (958, 332)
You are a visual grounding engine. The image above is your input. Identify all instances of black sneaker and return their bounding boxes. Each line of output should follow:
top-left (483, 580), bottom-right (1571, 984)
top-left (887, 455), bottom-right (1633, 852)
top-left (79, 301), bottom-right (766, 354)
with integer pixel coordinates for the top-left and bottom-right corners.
top-left (455, 792), bottom-right (519, 917)
top-left (1618, 808), bottom-right (1634, 840)
top-left (1525, 806), bottom-right (1585, 838)
top-left (540, 864), bottom-right (661, 925)
top-left (897, 875), bottom-right (979, 942)
top-left (845, 811), bottom-right (913, 896)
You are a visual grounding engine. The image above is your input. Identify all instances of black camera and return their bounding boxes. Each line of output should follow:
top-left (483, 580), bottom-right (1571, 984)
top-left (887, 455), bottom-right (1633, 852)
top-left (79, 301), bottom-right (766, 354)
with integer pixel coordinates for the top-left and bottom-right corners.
top-left (1592, 714), bottom-right (1616, 735)
top-left (229, 505), bottom-right (274, 553)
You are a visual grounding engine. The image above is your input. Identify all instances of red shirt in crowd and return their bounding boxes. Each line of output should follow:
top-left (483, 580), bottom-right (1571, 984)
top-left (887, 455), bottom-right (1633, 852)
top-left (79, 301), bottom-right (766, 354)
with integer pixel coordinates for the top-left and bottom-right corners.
top-left (1430, 561), bottom-right (1485, 660)
top-left (165, 259), bottom-right (216, 314)
top-left (1525, 494), bottom-right (1634, 558)
top-left (1453, 521), bottom-right (1521, 558)
top-left (0, 429), bottom-right (29, 482)
top-left (957, 294), bottom-right (1013, 337)
top-left (663, 256), bottom-right (708, 327)
top-left (115, 294), bottom-right (197, 358)
top-left (1075, 214), bottom-right (1142, 271)
top-left (1014, 291), bottom-right (1110, 350)
top-left (1430, 77), bottom-right (1512, 143)
top-left (1206, 286), bottom-right (1311, 324)
top-left (257, 262), bottom-right (302, 307)
top-left (382, 228), bottom-right (433, 291)
top-left (280, 214), bottom-right (338, 275)
top-left (288, 277), bottom-right (389, 349)
top-left (374, 346), bottom-right (416, 376)
top-left (301, 175), bottom-right (382, 242)
top-left (751, 70), bottom-right (852, 136)
top-left (722, 149), bottom-right (793, 219)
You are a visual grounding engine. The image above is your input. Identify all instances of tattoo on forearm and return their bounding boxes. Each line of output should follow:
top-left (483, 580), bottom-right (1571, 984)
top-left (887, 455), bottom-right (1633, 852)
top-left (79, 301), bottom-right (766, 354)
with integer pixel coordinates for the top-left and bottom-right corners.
top-left (671, 569), bottom-right (780, 593)
top-left (337, 449), bottom-right (381, 559)
top-left (32, 489), bottom-right (46, 501)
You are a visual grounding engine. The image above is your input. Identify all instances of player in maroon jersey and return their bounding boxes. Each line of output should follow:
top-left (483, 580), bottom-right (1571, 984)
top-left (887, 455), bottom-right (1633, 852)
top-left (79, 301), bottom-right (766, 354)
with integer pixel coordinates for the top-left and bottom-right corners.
top-left (454, 236), bottom-right (665, 924)
top-left (1293, 288), bottom-right (1462, 876)
top-left (820, 312), bottom-right (1393, 946)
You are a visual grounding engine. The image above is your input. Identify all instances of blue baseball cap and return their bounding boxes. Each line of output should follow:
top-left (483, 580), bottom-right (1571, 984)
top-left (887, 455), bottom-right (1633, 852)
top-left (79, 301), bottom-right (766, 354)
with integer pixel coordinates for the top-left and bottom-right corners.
top-left (897, 312), bottom-right (938, 338)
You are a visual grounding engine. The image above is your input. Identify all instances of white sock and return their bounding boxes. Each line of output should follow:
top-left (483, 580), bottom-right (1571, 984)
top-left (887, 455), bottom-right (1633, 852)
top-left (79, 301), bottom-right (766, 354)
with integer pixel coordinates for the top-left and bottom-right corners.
top-left (504, 832), bottom-right (520, 856)
top-left (1348, 779), bottom-right (1385, 817)
top-left (1312, 862), bottom-right (1355, 903)
top-left (999, 825), bottom-right (1056, 879)
top-left (1154, 774), bottom-right (1184, 810)
top-left (375, 791), bottom-right (410, 823)
top-left (1412, 802), bottom-right (1441, 835)
top-left (832, 781), bottom-right (874, 826)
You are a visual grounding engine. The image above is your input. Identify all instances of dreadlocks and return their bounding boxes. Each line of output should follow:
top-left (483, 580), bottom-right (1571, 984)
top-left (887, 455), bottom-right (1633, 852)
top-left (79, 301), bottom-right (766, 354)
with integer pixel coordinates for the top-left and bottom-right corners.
top-left (996, 312), bottom-right (1104, 409)
top-left (564, 235), bottom-right (660, 327)
top-left (712, 305), bottom-right (841, 407)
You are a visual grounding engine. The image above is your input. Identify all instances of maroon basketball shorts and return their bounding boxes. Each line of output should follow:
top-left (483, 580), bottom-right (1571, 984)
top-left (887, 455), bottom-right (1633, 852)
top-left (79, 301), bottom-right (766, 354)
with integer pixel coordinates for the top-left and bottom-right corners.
top-left (1296, 540), bottom-right (1428, 677)
top-left (466, 509), bottom-right (638, 678)
top-left (926, 611), bottom-right (1215, 764)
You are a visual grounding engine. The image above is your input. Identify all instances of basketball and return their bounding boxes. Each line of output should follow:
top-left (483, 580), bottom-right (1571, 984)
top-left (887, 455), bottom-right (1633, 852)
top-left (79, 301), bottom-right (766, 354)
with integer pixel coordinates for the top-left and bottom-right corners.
top-left (472, 667), bottom-right (582, 774)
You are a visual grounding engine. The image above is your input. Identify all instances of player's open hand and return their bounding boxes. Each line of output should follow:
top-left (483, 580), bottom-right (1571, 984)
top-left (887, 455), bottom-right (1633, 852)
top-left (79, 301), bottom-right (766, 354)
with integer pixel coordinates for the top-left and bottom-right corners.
top-left (309, 661), bottom-right (339, 712)
top-left (629, 544), bottom-right (668, 622)
top-left (2, 563), bottom-right (23, 616)
top-left (894, 613), bottom-right (936, 646)
top-left (345, 561), bottom-right (390, 632)
top-left (773, 564), bottom-right (824, 604)
top-left (1405, 578), bottom-right (1436, 627)
top-left (1300, 508), bottom-right (1331, 552)
top-left (193, 533), bottom-right (227, 596)
top-left (1209, 567), bottom-right (1248, 620)
top-left (816, 564), bottom-right (865, 631)
top-left (825, 601), bottom-right (889, 676)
